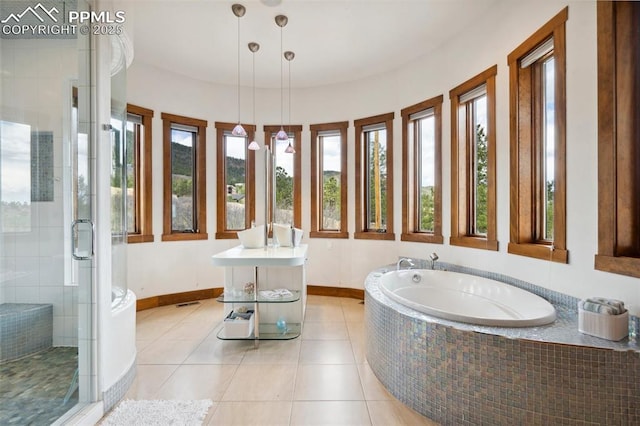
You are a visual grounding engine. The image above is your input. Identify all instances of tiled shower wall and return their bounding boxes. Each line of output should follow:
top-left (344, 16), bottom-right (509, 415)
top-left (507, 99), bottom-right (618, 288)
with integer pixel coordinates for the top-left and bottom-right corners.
top-left (0, 38), bottom-right (79, 346)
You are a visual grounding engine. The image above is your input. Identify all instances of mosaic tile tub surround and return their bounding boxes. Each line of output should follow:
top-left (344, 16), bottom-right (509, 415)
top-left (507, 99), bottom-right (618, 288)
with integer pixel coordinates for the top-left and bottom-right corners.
top-left (365, 262), bottom-right (640, 424)
top-left (0, 303), bottom-right (53, 363)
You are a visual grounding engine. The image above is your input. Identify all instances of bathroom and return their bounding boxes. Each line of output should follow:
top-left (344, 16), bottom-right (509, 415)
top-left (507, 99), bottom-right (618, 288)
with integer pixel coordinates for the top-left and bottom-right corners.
top-left (1, 0), bottom-right (639, 424)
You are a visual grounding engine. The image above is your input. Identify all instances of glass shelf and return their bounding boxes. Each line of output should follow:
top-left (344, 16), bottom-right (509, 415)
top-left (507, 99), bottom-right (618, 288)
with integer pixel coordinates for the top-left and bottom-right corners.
top-left (217, 290), bottom-right (301, 304)
top-left (217, 323), bottom-right (301, 341)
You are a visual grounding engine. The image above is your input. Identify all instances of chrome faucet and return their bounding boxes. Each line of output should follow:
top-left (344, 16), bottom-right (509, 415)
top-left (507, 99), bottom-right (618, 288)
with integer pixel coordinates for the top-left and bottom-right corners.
top-left (429, 252), bottom-right (439, 270)
top-left (396, 258), bottom-right (415, 271)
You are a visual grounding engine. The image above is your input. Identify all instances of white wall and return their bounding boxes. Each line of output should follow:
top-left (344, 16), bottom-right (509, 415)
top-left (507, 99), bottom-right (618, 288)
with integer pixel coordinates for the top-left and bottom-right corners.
top-left (126, 0), bottom-right (640, 314)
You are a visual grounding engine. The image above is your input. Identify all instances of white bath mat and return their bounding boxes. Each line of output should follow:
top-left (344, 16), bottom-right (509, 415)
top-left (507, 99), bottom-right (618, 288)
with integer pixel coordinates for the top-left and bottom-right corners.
top-left (101, 399), bottom-right (213, 425)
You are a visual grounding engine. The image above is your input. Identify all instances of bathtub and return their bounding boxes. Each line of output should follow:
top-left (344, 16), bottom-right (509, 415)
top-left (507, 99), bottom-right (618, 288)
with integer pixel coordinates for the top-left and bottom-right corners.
top-left (379, 269), bottom-right (556, 327)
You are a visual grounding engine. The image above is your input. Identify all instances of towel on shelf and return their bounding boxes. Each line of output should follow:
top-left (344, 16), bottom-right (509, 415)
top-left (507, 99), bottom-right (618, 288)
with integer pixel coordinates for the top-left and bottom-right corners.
top-left (579, 297), bottom-right (627, 315)
top-left (259, 288), bottom-right (293, 299)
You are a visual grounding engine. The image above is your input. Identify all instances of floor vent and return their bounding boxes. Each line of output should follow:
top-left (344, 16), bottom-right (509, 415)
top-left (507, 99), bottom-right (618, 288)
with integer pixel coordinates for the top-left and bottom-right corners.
top-left (176, 301), bottom-right (200, 308)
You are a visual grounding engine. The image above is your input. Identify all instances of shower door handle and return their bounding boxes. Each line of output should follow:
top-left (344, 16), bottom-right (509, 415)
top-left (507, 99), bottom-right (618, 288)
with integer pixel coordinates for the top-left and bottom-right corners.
top-left (71, 219), bottom-right (94, 260)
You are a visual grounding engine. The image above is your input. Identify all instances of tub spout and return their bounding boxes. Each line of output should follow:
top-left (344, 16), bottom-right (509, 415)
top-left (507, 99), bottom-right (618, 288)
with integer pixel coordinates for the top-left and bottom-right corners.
top-left (396, 258), bottom-right (415, 271)
top-left (429, 252), bottom-right (439, 270)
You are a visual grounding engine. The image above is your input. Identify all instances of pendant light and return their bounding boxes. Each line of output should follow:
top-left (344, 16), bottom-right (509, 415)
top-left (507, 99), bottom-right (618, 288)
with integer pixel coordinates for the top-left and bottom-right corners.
top-left (275, 14), bottom-right (289, 141)
top-left (231, 4), bottom-right (247, 137)
top-left (284, 50), bottom-right (296, 154)
top-left (247, 42), bottom-right (261, 151)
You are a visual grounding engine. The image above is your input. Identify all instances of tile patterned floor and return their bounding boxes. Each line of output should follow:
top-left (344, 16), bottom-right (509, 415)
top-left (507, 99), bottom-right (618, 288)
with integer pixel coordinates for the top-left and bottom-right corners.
top-left (0, 347), bottom-right (78, 425)
top-left (126, 295), bottom-right (437, 425)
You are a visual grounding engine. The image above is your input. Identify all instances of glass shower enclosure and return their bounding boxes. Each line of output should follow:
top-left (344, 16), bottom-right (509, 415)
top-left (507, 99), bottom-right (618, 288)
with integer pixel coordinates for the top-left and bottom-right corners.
top-left (0, 0), bottom-right (101, 422)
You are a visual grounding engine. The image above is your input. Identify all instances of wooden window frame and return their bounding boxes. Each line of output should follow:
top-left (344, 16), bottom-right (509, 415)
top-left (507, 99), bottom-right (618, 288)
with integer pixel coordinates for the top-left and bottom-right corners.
top-left (263, 125), bottom-right (303, 229)
top-left (126, 104), bottom-right (154, 243)
top-left (594, 1), bottom-right (640, 278)
top-left (215, 121), bottom-right (256, 239)
top-left (354, 112), bottom-right (395, 241)
top-left (507, 7), bottom-right (568, 263)
top-left (449, 66), bottom-right (498, 251)
top-left (310, 121), bottom-right (349, 239)
top-left (161, 112), bottom-right (208, 242)
top-left (401, 95), bottom-right (444, 244)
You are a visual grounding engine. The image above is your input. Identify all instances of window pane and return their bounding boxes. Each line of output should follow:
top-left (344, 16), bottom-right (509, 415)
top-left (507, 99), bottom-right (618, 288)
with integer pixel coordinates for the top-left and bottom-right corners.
top-left (274, 136), bottom-right (294, 224)
top-left (171, 128), bottom-right (195, 231)
top-left (417, 116), bottom-right (435, 233)
top-left (0, 121), bottom-right (31, 232)
top-left (320, 134), bottom-right (341, 231)
top-left (366, 129), bottom-right (387, 231)
top-left (225, 134), bottom-right (246, 230)
top-left (125, 121), bottom-right (137, 234)
top-left (473, 95), bottom-right (488, 236)
top-left (110, 117), bottom-right (125, 236)
top-left (543, 56), bottom-right (555, 241)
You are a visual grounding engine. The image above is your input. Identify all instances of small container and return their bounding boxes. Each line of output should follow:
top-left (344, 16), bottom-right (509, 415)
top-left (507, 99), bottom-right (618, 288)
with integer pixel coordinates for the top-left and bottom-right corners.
top-left (578, 307), bottom-right (629, 341)
top-left (223, 310), bottom-right (255, 338)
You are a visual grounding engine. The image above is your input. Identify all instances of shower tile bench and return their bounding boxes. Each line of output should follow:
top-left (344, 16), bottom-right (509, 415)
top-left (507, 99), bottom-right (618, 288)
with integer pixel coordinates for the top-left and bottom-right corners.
top-left (0, 303), bottom-right (53, 363)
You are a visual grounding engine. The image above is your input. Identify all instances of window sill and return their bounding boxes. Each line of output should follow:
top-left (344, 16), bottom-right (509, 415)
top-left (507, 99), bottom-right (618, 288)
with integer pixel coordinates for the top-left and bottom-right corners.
top-left (595, 255), bottom-right (640, 279)
top-left (450, 236), bottom-right (498, 251)
top-left (216, 231), bottom-right (242, 240)
top-left (354, 231), bottom-right (396, 241)
top-left (127, 234), bottom-right (154, 244)
top-left (161, 232), bottom-right (208, 242)
top-left (508, 242), bottom-right (568, 263)
top-left (309, 231), bottom-right (349, 239)
top-left (401, 233), bottom-right (443, 244)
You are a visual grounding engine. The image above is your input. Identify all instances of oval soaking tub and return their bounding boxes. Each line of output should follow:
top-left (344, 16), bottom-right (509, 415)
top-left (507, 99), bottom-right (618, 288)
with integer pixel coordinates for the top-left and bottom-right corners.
top-left (379, 269), bottom-right (556, 327)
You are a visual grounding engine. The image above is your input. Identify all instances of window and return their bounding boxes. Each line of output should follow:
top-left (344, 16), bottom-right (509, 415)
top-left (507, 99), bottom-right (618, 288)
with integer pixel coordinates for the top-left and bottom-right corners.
top-left (310, 121), bottom-right (348, 238)
top-left (595, 1), bottom-right (640, 278)
top-left (401, 96), bottom-right (443, 243)
top-left (215, 121), bottom-right (256, 238)
top-left (507, 8), bottom-right (568, 263)
top-left (125, 104), bottom-right (154, 243)
top-left (450, 66), bottom-right (498, 250)
top-left (161, 112), bottom-right (208, 241)
top-left (355, 112), bottom-right (395, 240)
top-left (264, 125), bottom-right (302, 228)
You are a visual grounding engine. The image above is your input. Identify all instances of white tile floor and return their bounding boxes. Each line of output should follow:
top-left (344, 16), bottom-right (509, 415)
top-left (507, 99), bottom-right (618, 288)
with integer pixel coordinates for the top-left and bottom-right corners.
top-left (126, 295), bottom-right (437, 425)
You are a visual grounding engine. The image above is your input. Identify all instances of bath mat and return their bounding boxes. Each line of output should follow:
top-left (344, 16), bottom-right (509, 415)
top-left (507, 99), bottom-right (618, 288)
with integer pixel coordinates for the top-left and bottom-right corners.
top-left (101, 399), bottom-right (213, 425)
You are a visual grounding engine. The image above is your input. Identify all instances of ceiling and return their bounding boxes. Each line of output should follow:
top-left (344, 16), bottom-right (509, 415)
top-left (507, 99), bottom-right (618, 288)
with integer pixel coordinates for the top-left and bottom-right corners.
top-left (125, 0), bottom-right (497, 89)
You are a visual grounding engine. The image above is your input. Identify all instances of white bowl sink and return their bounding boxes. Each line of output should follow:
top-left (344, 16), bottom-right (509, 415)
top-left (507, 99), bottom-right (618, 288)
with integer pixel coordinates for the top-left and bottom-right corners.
top-left (273, 224), bottom-right (304, 247)
top-left (237, 225), bottom-right (265, 249)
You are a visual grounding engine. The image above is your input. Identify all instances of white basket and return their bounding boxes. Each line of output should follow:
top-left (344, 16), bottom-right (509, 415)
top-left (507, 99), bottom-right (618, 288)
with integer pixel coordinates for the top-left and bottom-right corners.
top-left (578, 307), bottom-right (628, 341)
top-left (223, 310), bottom-right (254, 338)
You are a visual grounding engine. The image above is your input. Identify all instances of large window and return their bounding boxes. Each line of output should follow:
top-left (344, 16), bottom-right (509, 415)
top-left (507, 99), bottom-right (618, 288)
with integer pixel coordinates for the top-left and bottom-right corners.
top-left (161, 112), bottom-right (208, 241)
top-left (401, 95), bottom-right (443, 243)
top-left (595, 1), bottom-right (640, 278)
top-left (355, 112), bottom-right (395, 241)
top-left (310, 121), bottom-right (348, 238)
top-left (450, 66), bottom-right (497, 250)
top-left (215, 121), bottom-right (256, 238)
top-left (508, 8), bottom-right (568, 263)
top-left (126, 104), bottom-right (154, 243)
top-left (264, 125), bottom-right (302, 228)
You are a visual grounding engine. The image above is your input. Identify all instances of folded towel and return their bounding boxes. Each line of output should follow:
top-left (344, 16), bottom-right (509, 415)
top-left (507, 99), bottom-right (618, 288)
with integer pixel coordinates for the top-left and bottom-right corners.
top-left (579, 298), bottom-right (626, 315)
top-left (259, 288), bottom-right (293, 299)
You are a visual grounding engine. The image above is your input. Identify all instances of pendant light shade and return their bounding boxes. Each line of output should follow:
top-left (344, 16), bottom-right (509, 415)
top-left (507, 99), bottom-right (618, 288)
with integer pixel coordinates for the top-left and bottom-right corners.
top-left (275, 14), bottom-right (289, 141)
top-left (248, 41), bottom-right (261, 150)
top-left (232, 4), bottom-right (247, 137)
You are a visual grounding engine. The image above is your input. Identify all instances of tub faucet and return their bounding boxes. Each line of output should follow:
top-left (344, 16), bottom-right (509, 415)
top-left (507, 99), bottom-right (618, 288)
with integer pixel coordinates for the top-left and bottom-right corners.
top-left (396, 258), bottom-right (415, 271)
top-left (429, 252), bottom-right (439, 270)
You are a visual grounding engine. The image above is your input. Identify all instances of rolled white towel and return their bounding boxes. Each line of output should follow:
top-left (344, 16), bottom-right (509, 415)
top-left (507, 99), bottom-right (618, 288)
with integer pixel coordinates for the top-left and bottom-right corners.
top-left (579, 297), bottom-right (626, 315)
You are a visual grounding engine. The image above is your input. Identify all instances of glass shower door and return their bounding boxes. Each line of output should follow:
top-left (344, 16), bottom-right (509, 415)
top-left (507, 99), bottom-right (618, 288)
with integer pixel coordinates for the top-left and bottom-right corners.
top-left (0, 0), bottom-right (95, 422)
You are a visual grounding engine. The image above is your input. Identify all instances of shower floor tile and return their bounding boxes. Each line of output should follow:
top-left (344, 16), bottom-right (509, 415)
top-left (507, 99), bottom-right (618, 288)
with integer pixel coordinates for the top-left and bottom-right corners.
top-left (0, 347), bottom-right (78, 425)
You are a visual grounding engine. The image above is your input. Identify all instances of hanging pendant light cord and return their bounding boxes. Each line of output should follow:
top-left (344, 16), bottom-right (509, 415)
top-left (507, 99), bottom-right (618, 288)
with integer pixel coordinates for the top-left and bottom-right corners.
top-left (280, 26), bottom-right (284, 129)
top-left (288, 59), bottom-right (291, 132)
top-left (237, 16), bottom-right (241, 124)
top-left (252, 50), bottom-right (256, 125)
